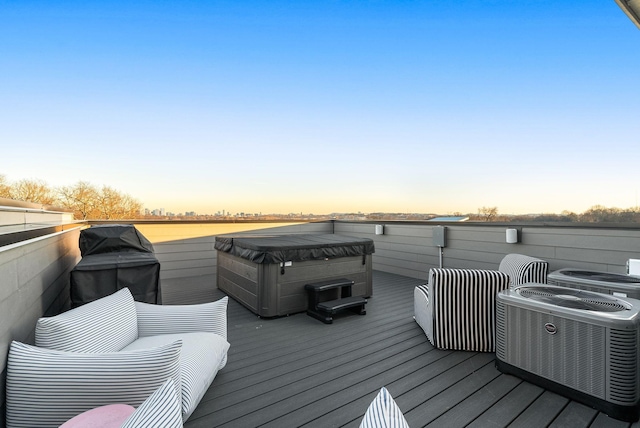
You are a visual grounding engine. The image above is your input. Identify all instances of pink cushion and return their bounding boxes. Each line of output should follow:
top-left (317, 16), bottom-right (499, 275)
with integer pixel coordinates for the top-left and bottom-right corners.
top-left (60, 404), bottom-right (135, 428)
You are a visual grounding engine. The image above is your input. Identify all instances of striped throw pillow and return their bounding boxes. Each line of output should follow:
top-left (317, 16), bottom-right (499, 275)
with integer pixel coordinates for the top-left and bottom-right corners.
top-left (35, 287), bottom-right (138, 353)
top-left (121, 379), bottom-right (183, 428)
top-left (360, 387), bottom-right (410, 428)
top-left (6, 340), bottom-right (181, 428)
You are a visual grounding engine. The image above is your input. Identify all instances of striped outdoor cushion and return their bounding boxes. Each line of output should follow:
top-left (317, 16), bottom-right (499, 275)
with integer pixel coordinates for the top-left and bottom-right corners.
top-left (35, 287), bottom-right (138, 353)
top-left (6, 340), bottom-right (181, 428)
top-left (413, 284), bottom-right (432, 340)
top-left (429, 268), bottom-right (510, 352)
top-left (122, 332), bottom-right (230, 421)
top-left (498, 253), bottom-right (548, 287)
top-left (135, 296), bottom-right (228, 340)
top-left (135, 296), bottom-right (229, 369)
top-left (360, 387), bottom-right (410, 428)
top-left (121, 379), bottom-right (183, 428)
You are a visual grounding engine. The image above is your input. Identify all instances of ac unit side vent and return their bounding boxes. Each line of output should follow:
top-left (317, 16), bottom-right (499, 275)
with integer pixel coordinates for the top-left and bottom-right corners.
top-left (608, 329), bottom-right (639, 405)
top-left (496, 301), bottom-right (506, 360)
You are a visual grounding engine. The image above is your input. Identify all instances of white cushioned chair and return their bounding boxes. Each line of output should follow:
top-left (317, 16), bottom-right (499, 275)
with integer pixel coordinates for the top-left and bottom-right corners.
top-left (6, 287), bottom-right (229, 428)
top-left (414, 253), bottom-right (548, 352)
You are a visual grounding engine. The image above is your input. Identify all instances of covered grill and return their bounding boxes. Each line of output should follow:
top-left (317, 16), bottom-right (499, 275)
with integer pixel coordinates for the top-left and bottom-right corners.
top-left (70, 224), bottom-right (161, 307)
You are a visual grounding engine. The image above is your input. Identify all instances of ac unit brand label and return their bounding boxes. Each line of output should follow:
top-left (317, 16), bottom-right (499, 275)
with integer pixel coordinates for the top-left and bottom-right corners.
top-left (544, 323), bottom-right (557, 335)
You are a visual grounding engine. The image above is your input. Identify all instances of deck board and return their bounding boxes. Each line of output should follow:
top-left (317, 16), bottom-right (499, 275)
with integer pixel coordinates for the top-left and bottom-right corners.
top-left (183, 270), bottom-right (635, 428)
top-left (466, 382), bottom-right (544, 428)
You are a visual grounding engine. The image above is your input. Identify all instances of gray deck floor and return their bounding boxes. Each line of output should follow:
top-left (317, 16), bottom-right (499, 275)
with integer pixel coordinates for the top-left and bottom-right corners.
top-left (184, 271), bottom-right (638, 428)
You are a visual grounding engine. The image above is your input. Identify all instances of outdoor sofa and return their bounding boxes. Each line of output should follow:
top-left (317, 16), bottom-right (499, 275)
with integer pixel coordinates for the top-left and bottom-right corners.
top-left (5, 287), bottom-right (229, 427)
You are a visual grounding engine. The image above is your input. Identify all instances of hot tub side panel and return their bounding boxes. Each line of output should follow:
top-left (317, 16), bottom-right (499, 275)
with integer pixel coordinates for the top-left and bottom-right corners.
top-left (266, 254), bottom-right (373, 317)
top-left (217, 251), bottom-right (372, 317)
top-left (217, 251), bottom-right (260, 314)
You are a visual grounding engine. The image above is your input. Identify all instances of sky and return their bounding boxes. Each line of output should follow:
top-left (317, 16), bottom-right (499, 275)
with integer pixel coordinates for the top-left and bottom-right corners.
top-left (1, 1), bottom-right (639, 216)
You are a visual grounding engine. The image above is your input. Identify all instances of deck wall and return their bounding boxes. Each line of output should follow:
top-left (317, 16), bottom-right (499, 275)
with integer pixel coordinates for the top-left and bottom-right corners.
top-left (0, 227), bottom-right (82, 426)
top-left (128, 220), bottom-right (639, 295)
top-left (334, 221), bottom-right (640, 280)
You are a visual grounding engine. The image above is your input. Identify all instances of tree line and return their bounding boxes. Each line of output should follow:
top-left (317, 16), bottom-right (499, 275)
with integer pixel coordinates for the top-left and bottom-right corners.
top-left (472, 206), bottom-right (640, 223)
top-left (0, 175), bottom-right (142, 220)
top-left (3, 174), bottom-right (639, 223)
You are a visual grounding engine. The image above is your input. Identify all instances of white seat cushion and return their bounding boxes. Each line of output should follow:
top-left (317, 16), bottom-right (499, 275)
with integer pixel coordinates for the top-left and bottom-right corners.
top-left (413, 285), bottom-right (432, 342)
top-left (122, 332), bottom-right (229, 421)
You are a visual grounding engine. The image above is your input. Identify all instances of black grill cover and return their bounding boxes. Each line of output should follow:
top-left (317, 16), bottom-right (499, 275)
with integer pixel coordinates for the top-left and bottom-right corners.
top-left (70, 252), bottom-right (161, 307)
top-left (79, 224), bottom-right (154, 256)
top-left (214, 234), bottom-right (375, 264)
top-left (72, 224), bottom-right (160, 307)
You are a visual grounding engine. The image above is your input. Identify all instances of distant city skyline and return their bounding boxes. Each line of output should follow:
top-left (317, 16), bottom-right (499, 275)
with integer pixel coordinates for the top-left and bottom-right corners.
top-left (2, 1), bottom-right (639, 216)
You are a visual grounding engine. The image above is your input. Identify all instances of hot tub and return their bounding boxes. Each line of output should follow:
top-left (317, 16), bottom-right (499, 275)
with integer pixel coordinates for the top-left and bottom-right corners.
top-left (215, 234), bottom-right (374, 317)
top-left (547, 268), bottom-right (640, 299)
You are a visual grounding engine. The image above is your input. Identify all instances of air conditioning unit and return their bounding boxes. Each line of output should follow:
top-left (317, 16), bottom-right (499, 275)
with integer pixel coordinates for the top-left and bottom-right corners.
top-left (496, 284), bottom-right (640, 422)
top-left (548, 268), bottom-right (640, 299)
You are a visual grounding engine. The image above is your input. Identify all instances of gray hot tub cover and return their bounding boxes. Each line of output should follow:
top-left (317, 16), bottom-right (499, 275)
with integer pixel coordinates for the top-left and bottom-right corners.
top-left (214, 234), bottom-right (375, 264)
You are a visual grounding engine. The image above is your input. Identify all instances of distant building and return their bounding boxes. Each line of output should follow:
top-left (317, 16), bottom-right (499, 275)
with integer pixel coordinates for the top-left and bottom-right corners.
top-left (428, 216), bottom-right (469, 222)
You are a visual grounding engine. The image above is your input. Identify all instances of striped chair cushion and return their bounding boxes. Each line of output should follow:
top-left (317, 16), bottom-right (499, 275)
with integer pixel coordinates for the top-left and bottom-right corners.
top-left (498, 253), bottom-right (549, 288)
top-left (360, 387), bottom-right (410, 428)
top-left (6, 340), bottom-right (181, 428)
top-left (135, 296), bottom-right (228, 340)
top-left (429, 268), bottom-right (510, 352)
top-left (136, 296), bottom-right (229, 369)
top-left (121, 379), bottom-right (183, 428)
top-left (35, 287), bottom-right (138, 353)
top-left (122, 332), bottom-right (230, 421)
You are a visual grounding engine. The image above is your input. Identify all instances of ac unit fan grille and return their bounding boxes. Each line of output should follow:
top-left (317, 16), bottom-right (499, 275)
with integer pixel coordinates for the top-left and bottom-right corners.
top-left (517, 286), bottom-right (630, 312)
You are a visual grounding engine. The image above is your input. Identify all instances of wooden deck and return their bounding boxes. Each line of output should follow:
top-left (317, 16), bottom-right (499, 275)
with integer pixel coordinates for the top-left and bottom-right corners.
top-left (184, 271), bottom-right (638, 428)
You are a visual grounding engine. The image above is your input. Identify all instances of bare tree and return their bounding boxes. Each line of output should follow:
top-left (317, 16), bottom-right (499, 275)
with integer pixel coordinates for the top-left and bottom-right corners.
top-left (58, 181), bottom-right (100, 220)
top-left (96, 186), bottom-right (142, 219)
top-left (10, 179), bottom-right (56, 205)
top-left (118, 192), bottom-right (143, 219)
top-left (477, 206), bottom-right (499, 222)
top-left (0, 174), bottom-right (11, 198)
top-left (579, 205), bottom-right (640, 223)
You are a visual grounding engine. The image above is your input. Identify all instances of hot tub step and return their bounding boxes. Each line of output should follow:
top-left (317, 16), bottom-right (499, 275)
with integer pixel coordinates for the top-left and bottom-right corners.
top-left (305, 278), bottom-right (367, 324)
top-left (317, 296), bottom-right (367, 314)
